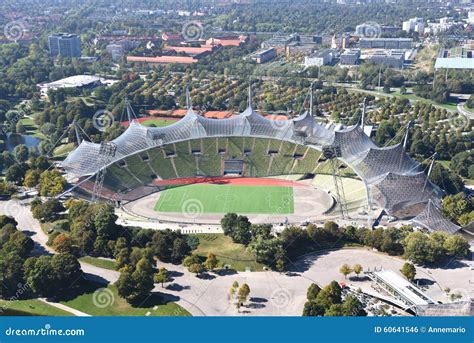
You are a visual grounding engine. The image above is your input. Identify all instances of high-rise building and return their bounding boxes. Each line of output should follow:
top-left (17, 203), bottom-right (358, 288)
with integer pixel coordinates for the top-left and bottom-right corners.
top-left (402, 18), bottom-right (424, 33)
top-left (48, 33), bottom-right (81, 58)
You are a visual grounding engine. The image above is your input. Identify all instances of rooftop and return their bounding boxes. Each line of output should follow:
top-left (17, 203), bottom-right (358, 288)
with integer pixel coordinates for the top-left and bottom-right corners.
top-left (162, 45), bottom-right (215, 55)
top-left (38, 75), bottom-right (103, 88)
top-left (435, 58), bottom-right (474, 69)
top-left (371, 270), bottom-right (436, 306)
top-left (127, 55), bottom-right (198, 64)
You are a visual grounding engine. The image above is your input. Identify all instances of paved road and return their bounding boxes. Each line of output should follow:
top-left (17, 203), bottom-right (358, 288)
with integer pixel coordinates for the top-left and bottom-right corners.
top-left (38, 298), bottom-right (90, 317)
top-left (457, 103), bottom-right (474, 120)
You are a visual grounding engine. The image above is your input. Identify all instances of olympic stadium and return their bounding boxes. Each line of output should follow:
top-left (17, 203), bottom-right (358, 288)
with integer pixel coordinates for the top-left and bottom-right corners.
top-left (59, 92), bottom-right (461, 234)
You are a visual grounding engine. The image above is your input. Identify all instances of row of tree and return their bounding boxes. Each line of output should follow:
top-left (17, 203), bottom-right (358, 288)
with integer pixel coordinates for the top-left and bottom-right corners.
top-left (303, 282), bottom-right (366, 316)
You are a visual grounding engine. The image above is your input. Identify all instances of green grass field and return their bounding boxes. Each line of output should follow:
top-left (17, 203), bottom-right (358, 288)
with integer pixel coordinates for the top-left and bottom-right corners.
top-left (79, 256), bottom-right (116, 270)
top-left (192, 234), bottom-right (265, 271)
top-left (154, 184), bottom-right (294, 214)
top-left (60, 283), bottom-right (190, 316)
top-left (0, 299), bottom-right (73, 316)
top-left (140, 119), bottom-right (177, 127)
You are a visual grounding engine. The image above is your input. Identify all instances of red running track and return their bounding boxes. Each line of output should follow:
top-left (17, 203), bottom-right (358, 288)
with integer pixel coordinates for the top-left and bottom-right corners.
top-left (152, 176), bottom-right (304, 187)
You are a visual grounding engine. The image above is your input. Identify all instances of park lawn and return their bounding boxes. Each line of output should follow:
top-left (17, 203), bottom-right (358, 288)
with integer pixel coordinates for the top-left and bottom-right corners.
top-left (192, 233), bottom-right (265, 272)
top-left (0, 299), bottom-right (73, 316)
top-left (79, 256), bottom-right (116, 270)
top-left (60, 284), bottom-right (190, 316)
top-left (140, 119), bottom-right (177, 127)
top-left (53, 143), bottom-right (75, 157)
top-left (17, 116), bottom-right (46, 139)
top-left (154, 184), bottom-right (294, 214)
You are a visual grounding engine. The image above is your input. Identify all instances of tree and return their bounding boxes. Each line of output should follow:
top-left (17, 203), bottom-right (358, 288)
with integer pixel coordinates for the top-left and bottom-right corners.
top-left (325, 303), bottom-right (344, 316)
top-left (23, 169), bottom-right (41, 188)
top-left (315, 281), bottom-right (342, 310)
top-left (374, 120), bottom-right (396, 146)
top-left (237, 283), bottom-right (250, 308)
top-left (32, 199), bottom-right (65, 222)
top-left (352, 264), bottom-right (363, 278)
top-left (171, 237), bottom-right (191, 263)
top-left (442, 193), bottom-right (472, 225)
top-left (342, 295), bottom-right (367, 316)
top-left (188, 263), bottom-right (204, 276)
top-left (38, 170), bottom-right (66, 196)
top-left (221, 213), bottom-right (252, 245)
top-left (0, 253), bottom-right (25, 298)
top-left (306, 283), bottom-right (321, 302)
top-left (204, 252), bottom-right (219, 271)
top-left (221, 213), bottom-right (238, 235)
top-left (2, 231), bottom-right (34, 258)
top-left (183, 254), bottom-right (201, 267)
top-left (450, 151), bottom-right (473, 178)
top-left (339, 264), bottom-right (352, 279)
top-left (229, 281), bottom-right (239, 302)
top-left (131, 257), bottom-right (155, 303)
top-left (443, 235), bottom-right (470, 257)
top-left (93, 204), bottom-right (117, 239)
top-left (248, 236), bottom-right (285, 267)
top-left (403, 231), bottom-right (444, 264)
top-left (52, 233), bottom-right (75, 254)
top-left (23, 256), bottom-right (56, 297)
top-left (5, 164), bottom-right (26, 184)
top-left (400, 262), bottom-right (416, 282)
top-left (50, 253), bottom-right (82, 291)
top-left (116, 265), bottom-right (135, 302)
top-left (13, 144), bottom-right (28, 162)
top-left (154, 267), bottom-right (170, 287)
top-left (302, 301), bottom-right (325, 316)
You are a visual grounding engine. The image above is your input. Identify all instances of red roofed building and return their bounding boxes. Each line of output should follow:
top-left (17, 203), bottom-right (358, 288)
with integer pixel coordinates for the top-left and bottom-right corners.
top-left (162, 44), bottom-right (218, 57)
top-left (127, 55), bottom-right (198, 65)
top-left (202, 111), bottom-right (234, 119)
top-left (206, 35), bottom-right (248, 47)
top-left (161, 32), bottom-right (183, 45)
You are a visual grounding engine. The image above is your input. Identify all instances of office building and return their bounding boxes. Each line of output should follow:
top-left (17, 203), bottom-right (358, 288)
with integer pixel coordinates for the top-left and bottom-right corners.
top-left (48, 33), bottom-right (81, 58)
top-left (359, 38), bottom-right (412, 49)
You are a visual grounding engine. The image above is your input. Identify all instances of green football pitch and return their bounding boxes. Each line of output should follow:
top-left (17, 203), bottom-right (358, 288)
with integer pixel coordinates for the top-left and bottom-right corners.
top-left (154, 184), bottom-right (294, 214)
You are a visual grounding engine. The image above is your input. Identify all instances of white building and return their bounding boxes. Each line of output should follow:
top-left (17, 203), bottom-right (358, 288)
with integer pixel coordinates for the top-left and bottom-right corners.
top-left (37, 75), bottom-right (104, 98)
top-left (402, 17), bottom-right (424, 33)
top-left (304, 49), bottom-right (336, 68)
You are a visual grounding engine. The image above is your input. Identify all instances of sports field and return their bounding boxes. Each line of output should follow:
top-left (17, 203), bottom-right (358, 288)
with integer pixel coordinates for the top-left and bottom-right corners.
top-left (154, 184), bottom-right (294, 214)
